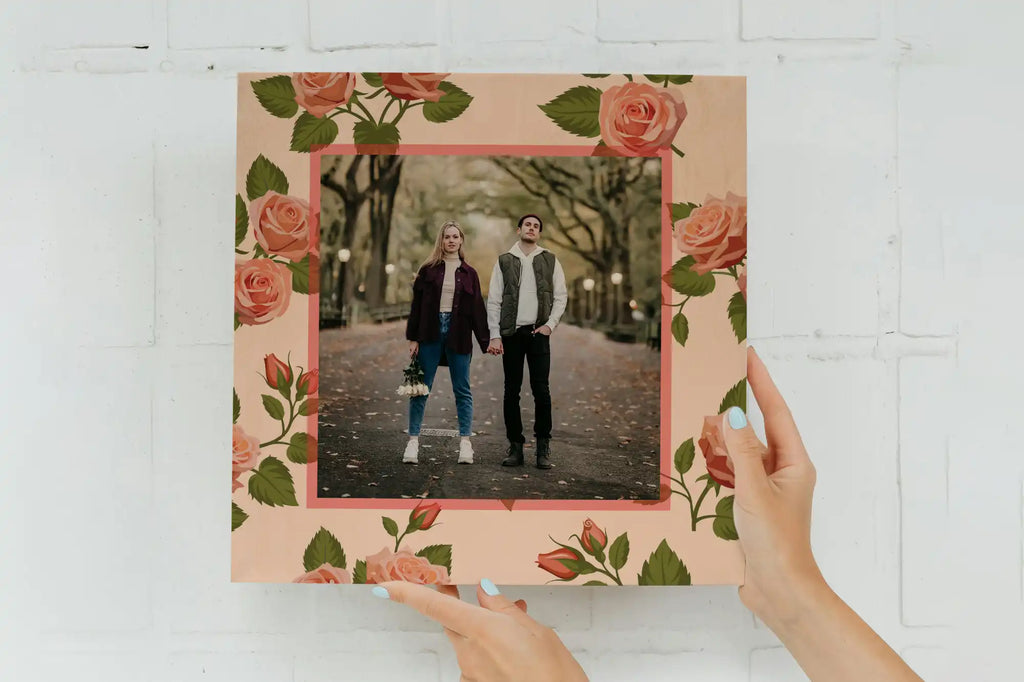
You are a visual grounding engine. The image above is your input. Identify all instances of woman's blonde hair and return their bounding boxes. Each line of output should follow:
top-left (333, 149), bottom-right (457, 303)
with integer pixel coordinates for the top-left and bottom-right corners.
top-left (418, 219), bottom-right (466, 271)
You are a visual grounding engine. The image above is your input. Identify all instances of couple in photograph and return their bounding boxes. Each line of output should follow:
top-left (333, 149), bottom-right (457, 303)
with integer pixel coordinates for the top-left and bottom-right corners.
top-left (402, 215), bottom-right (568, 470)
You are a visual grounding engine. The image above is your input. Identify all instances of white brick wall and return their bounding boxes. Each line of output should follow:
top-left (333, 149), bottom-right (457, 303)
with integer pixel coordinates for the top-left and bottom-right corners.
top-left (1, 0), bottom-right (1020, 679)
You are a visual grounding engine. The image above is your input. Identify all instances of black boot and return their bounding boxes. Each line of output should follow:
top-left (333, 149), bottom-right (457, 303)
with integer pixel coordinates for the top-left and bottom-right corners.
top-left (536, 438), bottom-right (552, 469)
top-left (501, 441), bottom-right (524, 467)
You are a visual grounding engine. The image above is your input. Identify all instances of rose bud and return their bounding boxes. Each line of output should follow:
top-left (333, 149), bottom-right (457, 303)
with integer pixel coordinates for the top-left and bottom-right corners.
top-left (580, 518), bottom-right (608, 554)
top-left (264, 353), bottom-right (292, 389)
top-left (410, 501), bottom-right (441, 530)
top-left (537, 547), bottom-right (584, 580)
top-left (297, 369), bottom-right (319, 396)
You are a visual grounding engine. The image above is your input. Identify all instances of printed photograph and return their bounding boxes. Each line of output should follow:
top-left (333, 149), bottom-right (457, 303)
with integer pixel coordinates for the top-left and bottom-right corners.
top-left (315, 152), bottom-right (665, 500)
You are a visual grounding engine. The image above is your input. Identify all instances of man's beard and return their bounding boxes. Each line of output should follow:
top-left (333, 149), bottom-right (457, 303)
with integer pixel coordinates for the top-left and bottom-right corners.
top-left (521, 234), bottom-right (538, 243)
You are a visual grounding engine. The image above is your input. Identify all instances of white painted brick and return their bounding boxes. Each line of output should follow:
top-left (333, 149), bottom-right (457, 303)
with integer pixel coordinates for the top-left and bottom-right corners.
top-left (309, 0), bottom-right (440, 50)
top-left (168, 0), bottom-right (304, 49)
top-left (501, 586), bottom-right (593, 630)
top-left (747, 62), bottom-right (894, 336)
top-left (154, 76), bottom-right (236, 345)
top-left (591, 586), bottom-right (750, 631)
top-left (742, 0), bottom-right (881, 40)
top-left (164, 652), bottom-right (293, 682)
top-left (18, 348), bottom-right (153, 632)
top-left (901, 647), bottom-right (951, 682)
top-left (597, 0), bottom-right (731, 42)
top-left (6, 652), bottom-right (152, 682)
top-left (899, 357), bottom-right (952, 626)
top-left (750, 647), bottom-right (807, 681)
top-left (35, 0), bottom-right (155, 48)
top-left (452, 0), bottom-right (595, 44)
top-left (581, 651), bottom-right (748, 682)
top-left (295, 652), bottom-right (440, 682)
top-left (10, 74), bottom-right (156, 347)
top-left (315, 587), bottom-right (449, 633)
top-left (897, 0), bottom-right (1024, 61)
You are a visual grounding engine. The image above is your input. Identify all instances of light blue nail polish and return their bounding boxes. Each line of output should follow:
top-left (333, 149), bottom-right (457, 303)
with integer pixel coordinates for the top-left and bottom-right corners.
top-left (371, 586), bottom-right (390, 600)
top-left (727, 406), bottom-right (747, 429)
top-left (480, 578), bottom-right (501, 596)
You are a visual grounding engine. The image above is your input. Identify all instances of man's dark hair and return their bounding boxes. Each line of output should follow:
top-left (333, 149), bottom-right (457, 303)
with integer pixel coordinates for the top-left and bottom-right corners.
top-left (517, 214), bottom-right (543, 232)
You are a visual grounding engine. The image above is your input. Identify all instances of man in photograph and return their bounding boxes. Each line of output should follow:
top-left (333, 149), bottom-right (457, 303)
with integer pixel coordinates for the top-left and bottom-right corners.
top-left (486, 214), bottom-right (568, 470)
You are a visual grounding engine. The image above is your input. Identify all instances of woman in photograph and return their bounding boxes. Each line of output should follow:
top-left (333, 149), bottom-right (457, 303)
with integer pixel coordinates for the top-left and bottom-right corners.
top-left (403, 219), bottom-right (490, 465)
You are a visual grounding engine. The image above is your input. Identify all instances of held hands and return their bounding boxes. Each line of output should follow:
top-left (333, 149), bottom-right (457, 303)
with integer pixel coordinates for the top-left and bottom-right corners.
top-left (376, 581), bottom-right (588, 682)
top-left (487, 338), bottom-right (503, 356)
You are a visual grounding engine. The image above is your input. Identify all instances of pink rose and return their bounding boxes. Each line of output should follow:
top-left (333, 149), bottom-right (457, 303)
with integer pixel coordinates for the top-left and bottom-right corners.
top-left (674, 192), bottom-right (747, 275)
top-left (291, 72), bottom-right (356, 117)
top-left (297, 369), bottom-right (319, 396)
top-left (409, 501), bottom-right (441, 530)
top-left (537, 547), bottom-right (583, 580)
top-left (293, 564), bottom-right (352, 584)
top-left (580, 519), bottom-right (607, 554)
top-left (599, 82), bottom-right (687, 156)
top-left (381, 73), bottom-right (449, 102)
top-left (234, 258), bottom-right (292, 325)
top-left (232, 424), bottom-right (261, 474)
top-left (264, 353), bottom-right (292, 389)
top-left (364, 547), bottom-right (451, 585)
top-left (698, 414), bottom-right (735, 488)
top-left (250, 191), bottom-right (314, 261)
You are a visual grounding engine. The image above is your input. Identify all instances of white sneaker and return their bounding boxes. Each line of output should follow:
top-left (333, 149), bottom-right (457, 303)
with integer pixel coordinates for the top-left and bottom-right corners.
top-left (403, 439), bottom-right (418, 464)
top-left (457, 439), bottom-right (474, 464)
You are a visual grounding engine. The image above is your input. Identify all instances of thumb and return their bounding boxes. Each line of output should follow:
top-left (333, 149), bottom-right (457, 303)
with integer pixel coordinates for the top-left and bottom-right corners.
top-left (721, 407), bottom-right (771, 499)
top-left (476, 579), bottom-right (535, 626)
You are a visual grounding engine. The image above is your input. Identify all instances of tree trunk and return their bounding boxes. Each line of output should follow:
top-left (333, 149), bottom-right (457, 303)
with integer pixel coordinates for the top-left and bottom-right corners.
top-left (365, 155), bottom-right (404, 308)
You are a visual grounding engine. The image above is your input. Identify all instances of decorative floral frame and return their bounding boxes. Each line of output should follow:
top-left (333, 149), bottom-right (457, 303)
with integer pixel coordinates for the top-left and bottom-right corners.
top-left (233, 72), bottom-right (747, 586)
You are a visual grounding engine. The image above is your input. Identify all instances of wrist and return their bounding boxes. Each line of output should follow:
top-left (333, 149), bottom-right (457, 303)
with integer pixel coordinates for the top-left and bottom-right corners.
top-left (748, 564), bottom-right (831, 636)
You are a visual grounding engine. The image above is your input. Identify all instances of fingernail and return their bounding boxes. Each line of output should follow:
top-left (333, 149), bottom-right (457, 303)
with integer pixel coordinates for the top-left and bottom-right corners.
top-left (480, 578), bottom-right (501, 596)
top-left (727, 406), bottom-right (747, 429)
top-left (371, 586), bottom-right (390, 600)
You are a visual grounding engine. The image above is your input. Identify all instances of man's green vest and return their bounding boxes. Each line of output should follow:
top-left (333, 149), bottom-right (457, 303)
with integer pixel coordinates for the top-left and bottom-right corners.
top-left (498, 250), bottom-right (556, 336)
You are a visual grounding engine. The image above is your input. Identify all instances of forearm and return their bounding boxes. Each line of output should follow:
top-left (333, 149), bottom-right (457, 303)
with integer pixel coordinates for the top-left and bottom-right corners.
top-left (762, 578), bottom-right (923, 682)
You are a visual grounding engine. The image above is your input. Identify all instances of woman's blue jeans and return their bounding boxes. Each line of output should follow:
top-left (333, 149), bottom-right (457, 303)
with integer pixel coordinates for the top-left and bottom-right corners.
top-left (408, 312), bottom-right (473, 437)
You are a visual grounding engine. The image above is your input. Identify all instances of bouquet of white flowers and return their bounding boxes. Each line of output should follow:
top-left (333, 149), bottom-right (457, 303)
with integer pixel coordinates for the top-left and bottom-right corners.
top-left (397, 356), bottom-right (430, 397)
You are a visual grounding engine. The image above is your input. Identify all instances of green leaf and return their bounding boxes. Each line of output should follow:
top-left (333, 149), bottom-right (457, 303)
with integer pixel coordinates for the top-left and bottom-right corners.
top-left (712, 496), bottom-right (738, 541)
top-left (245, 154), bottom-right (289, 201)
top-left (637, 540), bottom-right (691, 585)
top-left (235, 194), bottom-right (248, 247)
top-left (582, 73), bottom-right (611, 78)
top-left (674, 438), bottom-right (695, 477)
top-left (353, 120), bottom-right (401, 145)
top-left (286, 431), bottom-right (314, 464)
top-left (594, 545), bottom-right (606, 564)
top-left (644, 74), bottom-right (693, 85)
top-left (538, 85), bottom-right (602, 138)
top-left (662, 256), bottom-right (716, 297)
top-left (382, 516), bottom-right (399, 537)
top-left (303, 527), bottom-right (347, 571)
top-left (261, 394), bottom-right (285, 421)
top-left (352, 559), bottom-right (367, 584)
top-left (608, 533), bottom-right (629, 571)
top-left (728, 291), bottom-right (746, 343)
top-left (669, 201), bottom-right (699, 223)
top-left (422, 81), bottom-right (473, 123)
top-left (671, 312), bottom-right (689, 347)
top-left (582, 580), bottom-right (607, 585)
top-left (290, 111), bottom-right (339, 152)
top-left (297, 399), bottom-right (317, 416)
top-left (287, 255), bottom-right (310, 294)
top-left (234, 313), bottom-right (241, 331)
top-left (718, 379), bottom-right (747, 414)
top-left (231, 502), bottom-right (248, 531)
top-left (559, 558), bottom-right (597, 575)
top-left (416, 544), bottom-right (453, 573)
top-left (232, 389), bottom-right (240, 424)
top-left (247, 456), bottom-right (298, 507)
top-left (252, 75), bottom-right (298, 118)
top-left (362, 72), bottom-right (383, 87)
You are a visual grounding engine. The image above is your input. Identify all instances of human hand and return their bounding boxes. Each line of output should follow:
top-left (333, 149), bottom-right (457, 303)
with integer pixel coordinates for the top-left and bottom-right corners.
top-left (409, 341), bottom-right (419, 358)
top-left (487, 339), bottom-right (503, 355)
top-left (376, 580), bottom-right (588, 682)
top-left (725, 347), bottom-right (823, 629)
top-left (533, 325), bottom-right (552, 336)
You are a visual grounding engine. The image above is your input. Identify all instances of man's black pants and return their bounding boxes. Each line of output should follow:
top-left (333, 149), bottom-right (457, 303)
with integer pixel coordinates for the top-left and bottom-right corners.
top-left (501, 325), bottom-right (552, 444)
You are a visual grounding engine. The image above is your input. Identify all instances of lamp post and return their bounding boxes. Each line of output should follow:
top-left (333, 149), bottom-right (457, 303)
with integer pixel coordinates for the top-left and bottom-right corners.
top-left (336, 248), bottom-right (351, 324)
top-left (610, 271), bottom-right (623, 327)
top-left (384, 263), bottom-right (395, 304)
top-left (582, 277), bottom-right (595, 325)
